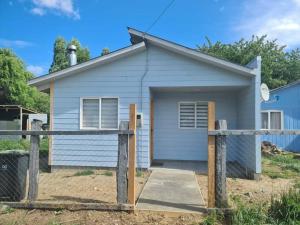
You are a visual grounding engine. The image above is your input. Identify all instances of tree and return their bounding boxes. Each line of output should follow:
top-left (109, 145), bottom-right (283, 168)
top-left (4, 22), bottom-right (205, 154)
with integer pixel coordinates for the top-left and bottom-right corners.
top-left (49, 37), bottom-right (90, 73)
top-left (198, 35), bottom-right (300, 89)
top-left (101, 48), bottom-right (110, 56)
top-left (0, 48), bottom-right (49, 113)
top-left (69, 38), bottom-right (90, 63)
top-left (49, 37), bottom-right (69, 73)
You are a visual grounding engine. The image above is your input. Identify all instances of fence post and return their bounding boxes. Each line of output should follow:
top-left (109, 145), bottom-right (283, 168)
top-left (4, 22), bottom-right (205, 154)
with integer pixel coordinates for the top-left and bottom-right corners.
top-left (28, 120), bottom-right (42, 201)
top-left (207, 102), bottom-right (216, 208)
top-left (117, 121), bottom-right (129, 204)
top-left (128, 104), bottom-right (137, 205)
top-left (215, 120), bottom-right (228, 208)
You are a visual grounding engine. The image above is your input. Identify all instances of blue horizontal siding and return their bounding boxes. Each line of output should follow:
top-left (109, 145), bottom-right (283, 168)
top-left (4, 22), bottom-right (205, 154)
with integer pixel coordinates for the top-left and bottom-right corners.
top-left (52, 43), bottom-right (256, 168)
top-left (262, 84), bottom-right (300, 152)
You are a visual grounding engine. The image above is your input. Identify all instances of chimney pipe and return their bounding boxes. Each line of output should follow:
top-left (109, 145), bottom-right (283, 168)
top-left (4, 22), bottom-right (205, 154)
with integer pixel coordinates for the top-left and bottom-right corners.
top-left (67, 45), bottom-right (77, 66)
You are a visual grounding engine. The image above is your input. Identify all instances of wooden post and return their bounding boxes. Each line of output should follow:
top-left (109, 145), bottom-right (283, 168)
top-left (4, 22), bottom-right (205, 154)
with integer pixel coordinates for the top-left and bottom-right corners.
top-left (117, 121), bottom-right (129, 204)
top-left (215, 120), bottom-right (228, 208)
top-left (28, 120), bottom-right (42, 201)
top-left (128, 104), bottom-right (137, 205)
top-left (207, 101), bottom-right (216, 208)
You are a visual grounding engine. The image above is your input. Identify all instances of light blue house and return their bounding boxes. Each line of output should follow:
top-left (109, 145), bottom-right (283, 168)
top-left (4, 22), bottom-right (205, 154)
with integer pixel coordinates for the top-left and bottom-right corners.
top-left (261, 80), bottom-right (300, 152)
top-left (29, 28), bottom-right (262, 177)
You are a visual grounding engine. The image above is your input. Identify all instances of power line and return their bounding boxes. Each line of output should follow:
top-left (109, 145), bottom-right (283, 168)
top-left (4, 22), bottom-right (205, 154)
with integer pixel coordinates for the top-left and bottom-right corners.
top-left (145, 0), bottom-right (176, 33)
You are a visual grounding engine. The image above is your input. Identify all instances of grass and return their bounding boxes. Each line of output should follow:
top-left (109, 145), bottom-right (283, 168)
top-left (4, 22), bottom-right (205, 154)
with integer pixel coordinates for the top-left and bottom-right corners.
top-left (200, 210), bottom-right (223, 225)
top-left (102, 171), bottom-right (113, 176)
top-left (262, 154), bottom-right (300, 179)
top-left (136, 170), bottom-right (143, 177)
top-left (73, 170), bottom-right (94, 177)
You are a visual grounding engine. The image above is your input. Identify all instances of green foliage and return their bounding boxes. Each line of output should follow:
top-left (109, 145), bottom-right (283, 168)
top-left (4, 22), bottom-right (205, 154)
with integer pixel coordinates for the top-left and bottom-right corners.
top-left (73, 170), bottom-right (94, 176)
top-left (198, 36), bottom-right (300, 89)
top-left (269, 189), bottom-right (300, 224)
top-left (0, 48), bottom-right (49, 113)
top-left (70, 38), bottom-right (90, 63)
top-left (101, 48), bottom-right (110, 56)
top-left (0, 139), bottom-right (30, 151)
top-left (49, 37), bottom-right (69, 73)
top-left (231, 201), bottom-right (268, 225)
top-left (262, 154), bottom-right (300, 179)
top-left (200, 210), bottom-right (223, 225)
top-left (49, 37), bottom-right (90, 73)
top-left (136, 170), bottom-right (143, 177)
top-left (0, 138), bottom-right (48, 152)
top-left (230, 188), bottom-right (300, 225)
top-left (102, 171), bottom-right (113, 176)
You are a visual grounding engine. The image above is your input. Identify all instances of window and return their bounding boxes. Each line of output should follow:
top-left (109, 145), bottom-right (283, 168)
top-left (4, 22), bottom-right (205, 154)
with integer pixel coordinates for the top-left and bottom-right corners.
top-left (80, 97), bottom-right (119, 129)
top-left (261, 110), bottom-right (283, 130)
top-left (179, 102), bottom-right (208, 129)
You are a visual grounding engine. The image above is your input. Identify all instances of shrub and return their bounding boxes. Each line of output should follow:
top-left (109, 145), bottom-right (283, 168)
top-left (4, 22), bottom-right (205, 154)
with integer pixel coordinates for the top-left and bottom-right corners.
top-left (0, 139), bottom-right (29, 151)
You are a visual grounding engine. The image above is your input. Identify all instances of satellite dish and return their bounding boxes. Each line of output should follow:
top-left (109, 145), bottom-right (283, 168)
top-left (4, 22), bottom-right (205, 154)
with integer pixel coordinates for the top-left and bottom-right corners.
top-left (260, 83), bottom-right (270, 101)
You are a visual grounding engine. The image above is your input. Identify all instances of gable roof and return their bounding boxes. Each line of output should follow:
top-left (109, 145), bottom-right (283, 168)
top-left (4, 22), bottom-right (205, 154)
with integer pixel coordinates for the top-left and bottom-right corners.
top-left (29, 27), bottom-right (259, 90)
top-left (28, 42), bottom-right (146, 90)
top-left (128, 27), bottom-right (257, 77)
top-left (270, 80), bottom-right (300, 93)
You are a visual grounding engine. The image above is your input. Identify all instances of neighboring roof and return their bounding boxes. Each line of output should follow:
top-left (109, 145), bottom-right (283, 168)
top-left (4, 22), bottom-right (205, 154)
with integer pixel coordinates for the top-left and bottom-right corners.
top-left (270, 80), bottom-right (300, 93)
top-left (127, 27), bottom-right (257, 77)
top-left (28, 42), bottom-right (146, 89)
top-left (0, 105), bottom-right (38, 114)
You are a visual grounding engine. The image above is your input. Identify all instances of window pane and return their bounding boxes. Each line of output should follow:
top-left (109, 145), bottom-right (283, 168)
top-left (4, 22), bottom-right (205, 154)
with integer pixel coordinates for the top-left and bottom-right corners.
top-left (196, 102), bottom-right (208, 128)
top-left (179, 103), bottom-right (195, 128)
top-left (270, 112), bottom-right (281, 129)
top-left (261, 112), bottom-right (268, 129)
top-left (101, 98), bottom-right (118, 129)
top-left (82, 99), bottom-right (99, 128)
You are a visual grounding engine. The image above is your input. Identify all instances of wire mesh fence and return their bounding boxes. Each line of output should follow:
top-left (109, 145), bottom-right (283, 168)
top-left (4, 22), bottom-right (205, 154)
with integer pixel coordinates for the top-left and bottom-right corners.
top-left (0, 125), bottom-right (148, 210)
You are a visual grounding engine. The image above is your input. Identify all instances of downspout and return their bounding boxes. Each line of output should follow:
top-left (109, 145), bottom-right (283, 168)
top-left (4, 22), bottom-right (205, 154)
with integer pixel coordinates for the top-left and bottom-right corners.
top-left (139, 35), bottom-right (149, 168)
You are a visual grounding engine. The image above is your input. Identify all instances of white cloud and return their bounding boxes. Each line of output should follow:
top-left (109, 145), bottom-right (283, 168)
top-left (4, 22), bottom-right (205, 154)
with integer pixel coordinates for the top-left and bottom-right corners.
top-left (0, 39), bottom-right (33, 48)
top-left (235, 0), bottom-right (300, 48)
top-left (27, 65), bottom-right (45, 76)
top-left (31, 7), bottom-right (46, 16)
top-left (31, 0), bottom-right (80, 19)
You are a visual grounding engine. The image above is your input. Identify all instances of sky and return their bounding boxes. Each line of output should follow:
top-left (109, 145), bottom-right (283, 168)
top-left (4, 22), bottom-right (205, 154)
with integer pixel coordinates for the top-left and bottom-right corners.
top-left (1, 0), bottom-right (300, 76)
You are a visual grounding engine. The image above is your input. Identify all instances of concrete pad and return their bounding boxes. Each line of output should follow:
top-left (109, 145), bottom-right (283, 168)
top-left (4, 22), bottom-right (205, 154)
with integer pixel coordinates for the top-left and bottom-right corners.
top-left (137, 168), bottom-right (205, 213)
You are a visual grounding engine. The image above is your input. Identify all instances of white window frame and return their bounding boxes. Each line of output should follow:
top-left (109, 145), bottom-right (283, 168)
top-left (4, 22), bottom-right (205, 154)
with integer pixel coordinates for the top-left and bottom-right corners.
top-left (178, 101), bottom-right (208, 129)
top-left (80, 97), bottom-right (119, 130)
top-left (261, 110), bottom-right (284, 130)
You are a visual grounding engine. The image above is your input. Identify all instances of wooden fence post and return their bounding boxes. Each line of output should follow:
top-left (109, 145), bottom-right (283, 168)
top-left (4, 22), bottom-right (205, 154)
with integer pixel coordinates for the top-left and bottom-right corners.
top-left (128, 104), bottom-right (137, 205)
top-left (215, 120), bottom-right (228, 208)
top-left (28, 120), bottom-right (42, 201)
top-left (117, 121), bottom-right (129, 204)
top-left (207, 102), bottom-right (216, 208)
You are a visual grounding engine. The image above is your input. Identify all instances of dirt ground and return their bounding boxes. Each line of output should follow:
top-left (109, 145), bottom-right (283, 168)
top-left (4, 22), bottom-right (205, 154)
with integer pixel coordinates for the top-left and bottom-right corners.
top-left (36, 169), bottom-right (149, 204)
top-left (196, 174), bottom-right (296, 205)
top-left (0, 209), bottom-right (204, 225)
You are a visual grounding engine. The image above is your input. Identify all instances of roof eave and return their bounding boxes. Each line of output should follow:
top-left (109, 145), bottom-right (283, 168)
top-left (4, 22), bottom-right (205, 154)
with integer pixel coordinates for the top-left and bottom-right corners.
top-left (128, 27), bottom-right (256, 77)
top-left (28, 42), bottom-right (146, 89)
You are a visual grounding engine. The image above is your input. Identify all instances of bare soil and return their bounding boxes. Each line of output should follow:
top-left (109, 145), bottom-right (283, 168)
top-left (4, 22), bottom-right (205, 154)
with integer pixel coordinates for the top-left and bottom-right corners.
top-left (196, 174), bottom-right (296, 205)
top-left (0, 209), bottom-right (204, 225)
top-left (36, 169), bottom-right (149, 204)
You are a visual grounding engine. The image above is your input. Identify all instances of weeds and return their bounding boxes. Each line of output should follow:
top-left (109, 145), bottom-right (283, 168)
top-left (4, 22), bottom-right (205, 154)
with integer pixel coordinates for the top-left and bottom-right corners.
top-left (0, 138), bottom-right (48, 153)
top-left (136, 170), bottom-right (143, 177)
top-left (262, 154), bottom-right (300, 179)
top-left (269, 188), bottom-right (300, 224)
top-left (102, 171), bottom-right (113, 176)
top-left (200, 210), bottom-right (223, 225)
top-left (73, 170), bottom-right (94, 176)
top-left (228, 187), bottom-right (300, 225)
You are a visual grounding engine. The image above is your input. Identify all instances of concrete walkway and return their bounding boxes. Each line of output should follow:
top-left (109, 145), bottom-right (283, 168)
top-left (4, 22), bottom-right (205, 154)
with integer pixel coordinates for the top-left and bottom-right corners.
top-left (136, 168), bottom-right (205, 213)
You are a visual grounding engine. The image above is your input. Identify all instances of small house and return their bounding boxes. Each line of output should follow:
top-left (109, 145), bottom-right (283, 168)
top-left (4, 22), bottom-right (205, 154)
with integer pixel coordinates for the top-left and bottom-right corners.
top-left (29, 28), bottom-right (262, 177)
top-left (261, 80), bottom-right (300, 152)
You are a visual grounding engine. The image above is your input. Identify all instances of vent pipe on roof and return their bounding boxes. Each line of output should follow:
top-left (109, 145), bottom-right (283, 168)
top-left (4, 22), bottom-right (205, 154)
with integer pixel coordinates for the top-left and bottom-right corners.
top-left (67, 45), bottom-right (77, 66)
